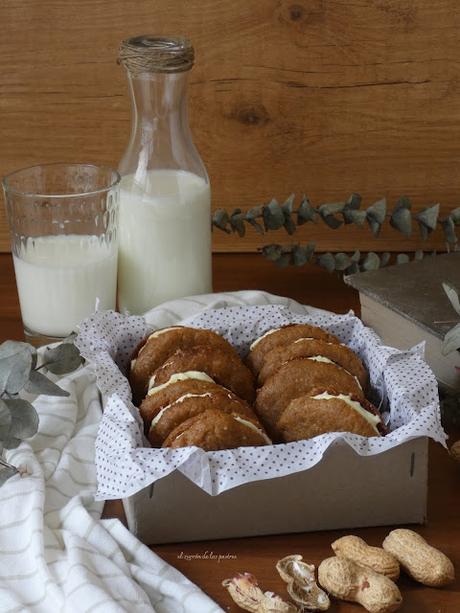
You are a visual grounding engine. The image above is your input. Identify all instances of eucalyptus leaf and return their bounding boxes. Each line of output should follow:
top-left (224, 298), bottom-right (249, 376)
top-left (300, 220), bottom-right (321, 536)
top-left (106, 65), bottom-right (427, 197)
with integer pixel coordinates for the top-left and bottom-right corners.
top-left (343, 209), bottom-right (367, 226)
top-left (334, 252), bottom-right (351, 271)
top-left (442, 217), bottom-right (458, 244)
top-left (442, 282), bottom-right (460, 316)
top-left (319, 202), bottom-right (345, 217)
top-left (43, 343), bottom-right (83, 375)
top-left (292, 244), bottom-right (307, 266)
top-left (318, 203), bottom-right (344, 229)
top-left (282, 195), bottom-right (296, 234)
top-left (282, 194), bottom-right (295, 213)
top-left (4, 399), bottom-right (39, 439)
top-left (283, 217), bottom-right (296, 235)
top-left (416, 203), bottom-right (440, 232)
top-left (390, 207), bottom-right (412, 237)
top-left (305, 242), bottom-right (316, 258)
top-left (263, 199), bottom-right (284, 231)
top-left (25, 370), bottom-right (70, 397)
top-left (297, 195), bottom-right (317, 225)
top-left (246, 205), bottom-right (263, 220)
top-left (261, 244), bottom-right (283, 262)
top-left (0, 465), bottom-right (17, 486)
top-left (318, 252), bottom-right (336, 273)
top-left (396, 253), bottom-right (410, 265)
top-left (0, 399), bottom-right (11, 440)
top-left (212, 209), bottom-right (231, 233)
top-left (323, 215), bottom-right (343, 229)
top-left (450, 207), bottom-right (460, 224)
top-left (0, 348), bottom-right (33, 396)
top-left (394, 196), bottom-right (412, 211)
top-left (350, 250), bottom-right (361, 263)
top-left (367, 219), bottom-right (382, 237)
top-left (380, 252), bottom-right (391, 267)
top-left (0, 341), bottom-right (35, 361)
top-left (366, 198), bottom-right (387, 224)
top-left (291, 243), bottom-right (315, 266)
top-left (345, 193), bottom-right (362, 210)
top-left (230, 210), bottom-right (245, 237)
top-left (442, 322), bottom-right (460, 355)
top-left (366, 198), bottom-right (386, 237)
top-left (362, 252), bottom-right (380, 271)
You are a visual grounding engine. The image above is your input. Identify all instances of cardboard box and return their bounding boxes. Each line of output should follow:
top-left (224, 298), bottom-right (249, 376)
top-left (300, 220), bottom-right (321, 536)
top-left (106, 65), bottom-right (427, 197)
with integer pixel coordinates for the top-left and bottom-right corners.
top-left (123, 437), bottom-right (428, 544)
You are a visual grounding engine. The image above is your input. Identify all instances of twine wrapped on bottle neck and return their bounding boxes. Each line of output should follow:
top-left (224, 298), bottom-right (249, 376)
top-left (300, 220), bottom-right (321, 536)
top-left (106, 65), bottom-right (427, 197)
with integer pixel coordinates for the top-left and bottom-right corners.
top-left (118, 35), bottom-right (194, 75)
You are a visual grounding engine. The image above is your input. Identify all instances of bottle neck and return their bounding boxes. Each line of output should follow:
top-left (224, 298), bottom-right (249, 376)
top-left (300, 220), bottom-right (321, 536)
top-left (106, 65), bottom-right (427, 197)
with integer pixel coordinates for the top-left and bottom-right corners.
top-left (128, 71), bottom-right (188, 124)
top-left (119, 69), bottom-right (208, 182)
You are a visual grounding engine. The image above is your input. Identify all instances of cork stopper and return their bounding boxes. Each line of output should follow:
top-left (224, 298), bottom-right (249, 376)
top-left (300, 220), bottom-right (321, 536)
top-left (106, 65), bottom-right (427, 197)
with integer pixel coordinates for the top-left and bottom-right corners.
top-left (118, 35), bottom-right (194, 74)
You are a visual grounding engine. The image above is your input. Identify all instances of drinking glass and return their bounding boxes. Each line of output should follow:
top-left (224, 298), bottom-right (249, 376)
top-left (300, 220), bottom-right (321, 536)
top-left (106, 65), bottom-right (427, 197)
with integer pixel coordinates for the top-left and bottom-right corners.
top-left (2, 163), bottom-right (120, 346)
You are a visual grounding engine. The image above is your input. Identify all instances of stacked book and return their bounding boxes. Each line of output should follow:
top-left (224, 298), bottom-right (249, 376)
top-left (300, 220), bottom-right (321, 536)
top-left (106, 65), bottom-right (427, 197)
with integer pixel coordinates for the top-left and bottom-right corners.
top-left (345, 253), bottom-right (460, 391)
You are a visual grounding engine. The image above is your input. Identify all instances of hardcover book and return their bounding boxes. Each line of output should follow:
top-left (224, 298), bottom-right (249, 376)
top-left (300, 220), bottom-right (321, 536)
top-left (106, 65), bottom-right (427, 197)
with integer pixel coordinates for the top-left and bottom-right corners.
top-left (345, 253), bottom-right (460, 390)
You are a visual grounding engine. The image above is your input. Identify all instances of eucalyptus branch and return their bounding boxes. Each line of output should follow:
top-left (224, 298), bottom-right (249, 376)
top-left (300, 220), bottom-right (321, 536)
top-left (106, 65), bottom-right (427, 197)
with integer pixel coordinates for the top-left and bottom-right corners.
top-left (0, 340), bottom-right (83, 486)
top-left (213, 194), bottom-right (460, 247)
top-left (441, 283), bottom-right (460, 356)
top-left (257, 242), bottom-right (436, 275)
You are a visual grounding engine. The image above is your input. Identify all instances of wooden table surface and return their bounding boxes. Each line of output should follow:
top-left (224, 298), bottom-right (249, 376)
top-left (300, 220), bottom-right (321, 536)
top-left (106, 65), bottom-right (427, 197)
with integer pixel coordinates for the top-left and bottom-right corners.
top-left (1, 252), bottom-right (459, 612)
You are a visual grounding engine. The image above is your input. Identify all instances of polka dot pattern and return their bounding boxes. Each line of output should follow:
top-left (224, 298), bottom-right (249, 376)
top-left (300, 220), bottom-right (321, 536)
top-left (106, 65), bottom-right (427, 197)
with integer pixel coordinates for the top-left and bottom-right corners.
top-left (75, 293), bottom-right (447, 501)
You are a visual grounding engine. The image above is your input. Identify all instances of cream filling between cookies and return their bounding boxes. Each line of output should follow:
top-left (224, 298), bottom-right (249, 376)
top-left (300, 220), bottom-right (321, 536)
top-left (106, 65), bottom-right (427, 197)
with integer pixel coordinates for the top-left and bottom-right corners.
top-left (249, 329), bottom-right (277, 350)
top-left (311, 391), bottom-right (380, 433)
top-left (232, 416), bottom-right (272, 445)
top-left (138, 326), bottom-right (183, 356)
top-left (294, 337), bottom-right (344, 347)
top-left (307, 355), bottom-right (335, 364)
top-left (147, 372), bottom-right (214, 397)
top-left (150, 393), bottom-right (213, 431)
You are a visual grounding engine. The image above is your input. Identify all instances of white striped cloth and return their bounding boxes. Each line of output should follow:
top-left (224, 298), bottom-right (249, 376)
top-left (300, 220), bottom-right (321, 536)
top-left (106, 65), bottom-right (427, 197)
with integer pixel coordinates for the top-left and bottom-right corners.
top-left (0, 364), bottom-right (223, 613)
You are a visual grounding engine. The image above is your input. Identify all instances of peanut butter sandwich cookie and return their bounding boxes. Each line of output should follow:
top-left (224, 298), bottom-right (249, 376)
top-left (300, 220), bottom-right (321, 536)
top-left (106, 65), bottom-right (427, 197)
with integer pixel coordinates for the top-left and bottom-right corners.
top-left (255, 358), bottom-right (364, 438)
top-left (277, 387), bottom-right (385, 442)
top-left (162, 408), bottom-right (271, 451)
top-left (247, 323), bottom-right (340, 375)
top-left (129, 326), bottom-right (237, 403)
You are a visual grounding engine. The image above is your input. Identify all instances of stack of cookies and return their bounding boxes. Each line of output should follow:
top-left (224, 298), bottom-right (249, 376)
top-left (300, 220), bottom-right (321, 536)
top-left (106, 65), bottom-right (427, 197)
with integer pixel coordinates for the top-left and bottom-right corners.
top-left (129, 326), bottom-right (271, 451)
top-left (248, 323), bottom-right (385, 442)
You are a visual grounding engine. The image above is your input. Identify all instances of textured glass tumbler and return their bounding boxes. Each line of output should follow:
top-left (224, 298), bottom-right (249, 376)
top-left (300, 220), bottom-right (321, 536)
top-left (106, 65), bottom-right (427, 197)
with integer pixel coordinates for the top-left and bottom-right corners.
top-left (2, 163), bottom-right (120, 346)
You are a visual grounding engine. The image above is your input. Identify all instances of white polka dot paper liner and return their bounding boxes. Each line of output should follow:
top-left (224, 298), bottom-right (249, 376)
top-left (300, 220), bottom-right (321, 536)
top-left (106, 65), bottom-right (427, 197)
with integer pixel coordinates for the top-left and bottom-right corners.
top-left (75, 292), bottom-right (447, 501)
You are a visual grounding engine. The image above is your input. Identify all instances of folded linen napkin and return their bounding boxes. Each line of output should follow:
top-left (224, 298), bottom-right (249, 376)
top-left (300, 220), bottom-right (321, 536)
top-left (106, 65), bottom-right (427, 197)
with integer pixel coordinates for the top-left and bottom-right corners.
top-left (0, 364), bottom-right (222, 613)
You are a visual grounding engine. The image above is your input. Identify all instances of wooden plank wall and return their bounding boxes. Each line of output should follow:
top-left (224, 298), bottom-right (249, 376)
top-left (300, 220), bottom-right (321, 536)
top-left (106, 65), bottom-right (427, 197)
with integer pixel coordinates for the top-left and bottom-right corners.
top-left (1, 0), bottom-right (459, 253)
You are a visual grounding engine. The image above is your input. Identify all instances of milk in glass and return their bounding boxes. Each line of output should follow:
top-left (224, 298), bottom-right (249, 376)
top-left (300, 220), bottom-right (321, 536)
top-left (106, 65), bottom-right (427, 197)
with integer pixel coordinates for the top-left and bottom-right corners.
top-left (13, 235), bottom-right (117, 337)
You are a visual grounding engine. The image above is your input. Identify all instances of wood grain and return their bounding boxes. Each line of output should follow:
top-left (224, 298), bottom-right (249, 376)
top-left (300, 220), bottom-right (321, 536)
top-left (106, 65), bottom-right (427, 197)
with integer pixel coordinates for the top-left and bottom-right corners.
top-left (0, 252), bottom-right (459, 612)
top-left (1, 0), bottom-right (460, 253)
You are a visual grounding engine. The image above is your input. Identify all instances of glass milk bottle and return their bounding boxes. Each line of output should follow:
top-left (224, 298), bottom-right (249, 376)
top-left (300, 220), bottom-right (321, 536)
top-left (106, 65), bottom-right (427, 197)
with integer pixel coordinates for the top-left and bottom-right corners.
top-left (117, 35), bottom-right (212, 314)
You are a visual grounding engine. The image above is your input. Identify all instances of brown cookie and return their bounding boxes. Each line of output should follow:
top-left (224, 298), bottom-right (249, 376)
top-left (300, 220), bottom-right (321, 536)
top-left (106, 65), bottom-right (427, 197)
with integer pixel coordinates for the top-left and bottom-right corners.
top-left (258, 338), bottom-right (368, 389)
top-left (162, 408), bottom-right (271, 451)
top-left (151, 345), bottom-right (256, 403)
top-left (129, 326), bottom-right (237, 403)
top-left (277, 388), bottom-right (384, 442)
top-left (247, 324), bottom-right (340, 375)
top-left (255, 358), bottom-right (364, 438)
top-left (144, 381), bottom-right (257, 446)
